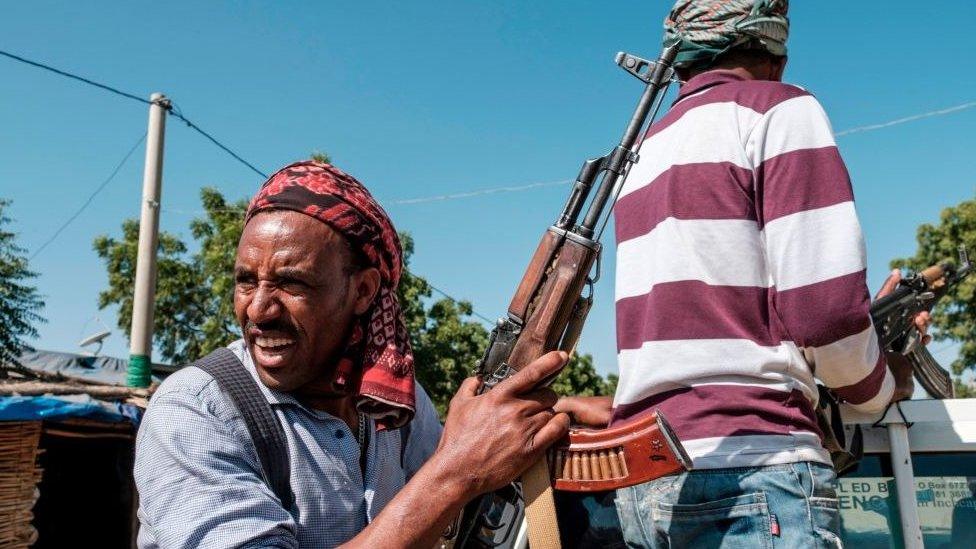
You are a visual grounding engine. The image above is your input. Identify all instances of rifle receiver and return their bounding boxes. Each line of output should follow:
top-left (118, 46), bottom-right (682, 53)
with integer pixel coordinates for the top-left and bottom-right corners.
top-left (958, 244), bottom-right (971, 277)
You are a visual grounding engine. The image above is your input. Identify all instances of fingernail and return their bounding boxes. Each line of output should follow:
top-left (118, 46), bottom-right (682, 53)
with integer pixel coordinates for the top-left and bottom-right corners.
top-left (558, 351), bottom-right (569, 361)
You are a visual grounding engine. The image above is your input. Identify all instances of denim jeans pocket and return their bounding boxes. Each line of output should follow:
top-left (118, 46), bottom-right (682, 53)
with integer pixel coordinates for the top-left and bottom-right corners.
top-left (809, 496), bottom-right (842, 548)
top-left (651, 492), bottom-right (774, 549)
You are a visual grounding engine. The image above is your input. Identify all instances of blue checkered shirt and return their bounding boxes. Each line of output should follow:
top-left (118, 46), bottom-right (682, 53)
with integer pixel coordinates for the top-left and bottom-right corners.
top-left (134, 339), bottom-right (443, 548)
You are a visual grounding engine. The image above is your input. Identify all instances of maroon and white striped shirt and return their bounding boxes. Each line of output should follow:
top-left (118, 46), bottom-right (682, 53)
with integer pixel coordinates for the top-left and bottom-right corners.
top-left (611, 71), bottom-right (893, 469)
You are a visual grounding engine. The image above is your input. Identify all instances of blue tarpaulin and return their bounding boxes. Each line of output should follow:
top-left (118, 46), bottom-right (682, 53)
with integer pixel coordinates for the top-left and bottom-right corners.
top-left (0, 394), bottom-right (142, 423)
top-left (13, 349), bottom-right (174, 386)
top-left (0, 349), bottom-right (165, 424)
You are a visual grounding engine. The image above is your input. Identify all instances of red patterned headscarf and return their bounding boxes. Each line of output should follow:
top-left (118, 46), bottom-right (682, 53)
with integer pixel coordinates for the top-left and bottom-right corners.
top-left (246, 161), bottom-right (414, 429)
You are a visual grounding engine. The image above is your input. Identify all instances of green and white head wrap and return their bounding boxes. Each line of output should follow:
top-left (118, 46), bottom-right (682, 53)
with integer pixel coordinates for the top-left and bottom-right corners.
top-left (663, 0), bottom-right (790, 69)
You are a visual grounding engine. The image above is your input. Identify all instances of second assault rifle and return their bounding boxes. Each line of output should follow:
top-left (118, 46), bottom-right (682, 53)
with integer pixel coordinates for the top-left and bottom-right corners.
top-left (440, 43), bottom-right (691, 549)
top-left (871, 245), bottom-right (971, 399)
top-left (819, 245), bottom-right (971, 474)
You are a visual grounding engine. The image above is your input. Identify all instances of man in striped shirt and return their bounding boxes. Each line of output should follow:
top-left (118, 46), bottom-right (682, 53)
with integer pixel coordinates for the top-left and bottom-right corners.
top-left (611, 2), bottom-right (924, 546)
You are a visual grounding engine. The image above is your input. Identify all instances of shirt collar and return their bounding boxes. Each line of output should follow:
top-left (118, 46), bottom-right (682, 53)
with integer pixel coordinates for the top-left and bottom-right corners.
top-left (674, 70), bottom-right (750, 105)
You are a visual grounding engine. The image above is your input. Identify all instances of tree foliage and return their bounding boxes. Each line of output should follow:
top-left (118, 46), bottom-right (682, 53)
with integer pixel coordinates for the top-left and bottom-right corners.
top-left (954, 378), bottom-right (976, 399)
top-left (550, 353), bottom-right (616, 398)
top-left (310, 151), bottom-right (332, 164)
top-left (0, 199), bottom-right (45, 367)
top-left (396, 233), bottom-right (491, 414)
top-left (94, 188), bottom-right (246, 364)
top-left (95, 187), bottom-right (615, 412)
top-left (892, 197), bottom-right (976, 377)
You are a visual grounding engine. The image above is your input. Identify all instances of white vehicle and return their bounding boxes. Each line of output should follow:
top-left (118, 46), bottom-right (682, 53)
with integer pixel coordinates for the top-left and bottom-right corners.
top-left (505, 398), bottom-right (976, 549)
top-left (841, 398), bottom-right (976, 548)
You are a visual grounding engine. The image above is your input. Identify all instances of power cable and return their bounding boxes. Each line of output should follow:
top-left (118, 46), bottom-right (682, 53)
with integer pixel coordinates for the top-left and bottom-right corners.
top-left (0, 48), bottom-right (266, 179)
top-left (162, 178), bottom-right (574, 215)
top-left (0, 49), bottom-right (150, 106)
top-left (11, 47), bottom-right (975, 331)
top-left (836, 101), bottom-right (976, 137)
top-left (392, 179), bottom-right (572, 205)
top-left (168, 104), bottom-right (267, 179)
top-left (427, 283), bottom-right (495, 324)
top-left (30, 132), bottom-right (147, 260)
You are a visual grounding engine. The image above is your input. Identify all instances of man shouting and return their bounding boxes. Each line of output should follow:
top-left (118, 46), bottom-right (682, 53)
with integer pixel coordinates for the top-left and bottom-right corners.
top-left (134, 161), bottom-right (571, 548)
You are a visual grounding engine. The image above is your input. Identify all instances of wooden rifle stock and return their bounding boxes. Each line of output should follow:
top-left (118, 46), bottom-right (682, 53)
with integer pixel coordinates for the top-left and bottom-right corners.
top-left (445, 44), bottom-right (686, 549)
top-left (506, 232), bottom-right (598, 376)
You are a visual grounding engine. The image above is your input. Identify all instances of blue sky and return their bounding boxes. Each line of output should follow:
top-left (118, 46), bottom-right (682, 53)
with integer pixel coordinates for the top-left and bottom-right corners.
top-left (2, 1), bottom-right (975, 378)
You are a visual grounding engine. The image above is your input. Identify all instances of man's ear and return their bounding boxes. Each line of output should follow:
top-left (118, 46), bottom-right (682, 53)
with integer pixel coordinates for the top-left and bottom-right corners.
top-left (350, 267), bottom-right (382, 315)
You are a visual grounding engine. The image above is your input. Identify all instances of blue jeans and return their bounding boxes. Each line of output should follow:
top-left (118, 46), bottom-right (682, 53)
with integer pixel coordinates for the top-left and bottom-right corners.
top-left (614, 462), bottom-right (842, 548)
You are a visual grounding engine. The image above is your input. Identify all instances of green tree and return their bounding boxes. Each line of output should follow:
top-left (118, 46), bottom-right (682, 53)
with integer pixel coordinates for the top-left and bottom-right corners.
top-left (892, 197), bottom-right (976, 379)
top-left (954, 378), bottom-right (976, 399)
top-left (550, 353), bottom-right (613, 397)
top-left (95, 186), bottom-right (616, 411)
top-left (94, 188), bottom-right (246, 364)
top-left (0, 199), bottom-right (45, 367)
top-left (396, 233), bottom-right (486, 414)
top-left (310, 151), bottom-right (332, 164)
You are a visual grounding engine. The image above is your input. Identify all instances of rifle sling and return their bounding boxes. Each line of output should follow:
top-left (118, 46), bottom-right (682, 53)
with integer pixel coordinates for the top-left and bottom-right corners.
top-left (192, 348), bottom-right (413, 514)
top-left (193, 348), bottom-right (296, 510)
top-left (522, 457), bottom-right (562, 549)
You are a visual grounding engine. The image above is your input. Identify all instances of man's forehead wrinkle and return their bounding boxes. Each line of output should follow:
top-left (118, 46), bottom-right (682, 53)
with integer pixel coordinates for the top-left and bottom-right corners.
top-left (246, 210), bottom-right (343, 248)
top-left (237, 210), bottom-right (345, 277)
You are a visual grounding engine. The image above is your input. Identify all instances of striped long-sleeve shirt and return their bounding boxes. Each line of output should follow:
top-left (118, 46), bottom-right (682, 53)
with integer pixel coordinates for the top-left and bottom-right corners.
top-left (611, 71), bottom-right (894, 469)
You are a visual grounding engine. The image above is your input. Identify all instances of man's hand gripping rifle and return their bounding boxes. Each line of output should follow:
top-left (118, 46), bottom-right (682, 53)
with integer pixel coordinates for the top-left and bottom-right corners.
top-left (442, 43), bottom-right (691, 549)
top-left (871, 245), bottom-right (971, 399)
top-left (475, 43), bottom-right (690, 497)
top-left (818, 245), bottom-right (971, 475)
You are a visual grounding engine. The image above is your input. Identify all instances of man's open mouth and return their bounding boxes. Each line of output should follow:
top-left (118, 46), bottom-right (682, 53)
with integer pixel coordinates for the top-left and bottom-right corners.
top-left (251, 335), bottom-right (297, 368)
top-left (255, 336), bottom-right (295, 351)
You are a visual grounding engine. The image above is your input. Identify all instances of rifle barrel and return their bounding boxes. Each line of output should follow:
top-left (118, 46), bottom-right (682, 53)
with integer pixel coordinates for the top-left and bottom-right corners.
top-left (578, 43), bottom-right (679, 237)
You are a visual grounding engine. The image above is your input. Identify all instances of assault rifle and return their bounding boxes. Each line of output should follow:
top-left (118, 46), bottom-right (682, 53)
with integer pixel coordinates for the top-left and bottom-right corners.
top-left (440, 43), bottom-right (691, 549)
top-left (871, 245), bottom-right (970, 399)
top-left (819, 245), bottom-right (971, 475)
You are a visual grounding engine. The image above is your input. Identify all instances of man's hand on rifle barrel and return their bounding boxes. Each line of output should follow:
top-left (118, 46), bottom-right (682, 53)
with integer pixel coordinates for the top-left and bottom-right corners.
top-left (875, 269), bottom-right (933, 402)
top-left (432, 351), bottom-right (572, 498)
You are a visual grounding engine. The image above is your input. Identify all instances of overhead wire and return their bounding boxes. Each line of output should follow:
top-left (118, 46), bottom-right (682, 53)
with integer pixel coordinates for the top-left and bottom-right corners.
top-left (30, 132), bottom-right (147, 260)
top-left (0, 49), bottom-right (150, 106)
top-left (391, 179), bottom-right (572, 205)
top-left (0, 48), bottom-right (266, 179)
top-left (835, 100), bottom-right (976, 137)
top-left (428, 283), bottom-right (495, 324)
top-left (168, 104), bottom-right (267, 179)
top-left (162, 99), bottom-right (976, 211)
top-left (162, 177), bottom-right (574, 215)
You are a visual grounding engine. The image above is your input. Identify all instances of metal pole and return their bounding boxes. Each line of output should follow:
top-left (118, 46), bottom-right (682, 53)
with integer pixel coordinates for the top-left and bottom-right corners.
top-left (888, 419), bottom-right (923, 548)
top-left (127, 92), bottom-right (169, 387)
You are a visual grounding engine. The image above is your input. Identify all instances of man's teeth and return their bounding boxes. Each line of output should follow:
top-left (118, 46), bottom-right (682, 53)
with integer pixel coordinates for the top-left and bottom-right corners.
top-left (256, 337), bottom-right (295, 348)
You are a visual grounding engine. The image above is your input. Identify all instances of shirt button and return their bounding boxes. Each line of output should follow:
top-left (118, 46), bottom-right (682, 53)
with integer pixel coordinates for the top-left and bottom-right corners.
top-left (335, 429), bottom-right (345, 439)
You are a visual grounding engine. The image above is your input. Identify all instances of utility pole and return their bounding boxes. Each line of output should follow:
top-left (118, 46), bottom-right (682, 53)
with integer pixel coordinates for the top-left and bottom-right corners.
top-left (127, 92), bottom-right (169, 387)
